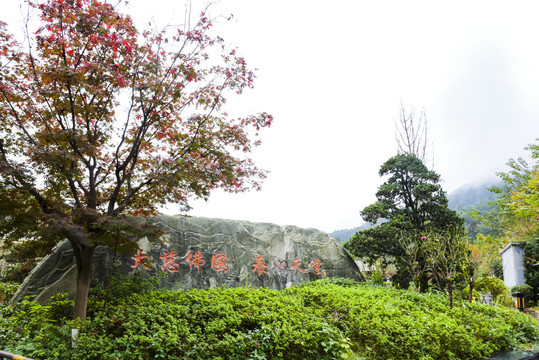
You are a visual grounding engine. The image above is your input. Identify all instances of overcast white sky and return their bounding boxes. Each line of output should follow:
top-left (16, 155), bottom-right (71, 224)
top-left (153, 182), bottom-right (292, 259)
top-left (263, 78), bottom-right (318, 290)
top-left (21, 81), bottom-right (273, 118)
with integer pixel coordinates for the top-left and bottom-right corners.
top-left (4, 1), bottom-right (539, 232)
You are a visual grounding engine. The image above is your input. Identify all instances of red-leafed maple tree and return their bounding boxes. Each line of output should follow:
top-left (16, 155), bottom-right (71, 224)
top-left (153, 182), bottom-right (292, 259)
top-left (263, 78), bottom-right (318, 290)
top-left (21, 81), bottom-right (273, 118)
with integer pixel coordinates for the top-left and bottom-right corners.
top-left (0, 0), bottom-right (271, 319)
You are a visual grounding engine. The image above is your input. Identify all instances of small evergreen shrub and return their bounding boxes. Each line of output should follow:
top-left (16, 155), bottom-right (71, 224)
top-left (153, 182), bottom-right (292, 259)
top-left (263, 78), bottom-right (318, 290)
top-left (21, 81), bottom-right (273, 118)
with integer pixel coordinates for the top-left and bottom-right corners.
top-left (0, 279), bottom-right (537, 359)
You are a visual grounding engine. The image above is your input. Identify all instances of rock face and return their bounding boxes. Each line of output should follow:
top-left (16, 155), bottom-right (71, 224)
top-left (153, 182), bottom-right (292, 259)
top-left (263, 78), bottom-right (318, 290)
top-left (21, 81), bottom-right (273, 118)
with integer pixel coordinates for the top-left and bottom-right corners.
top-left (13, 216), bottom-right (362, 303)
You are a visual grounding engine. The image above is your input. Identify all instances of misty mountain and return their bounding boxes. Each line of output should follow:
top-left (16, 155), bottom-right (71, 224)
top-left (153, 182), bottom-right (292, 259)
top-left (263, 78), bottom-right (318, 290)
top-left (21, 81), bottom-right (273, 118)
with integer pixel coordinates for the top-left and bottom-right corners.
top-left (447, 181), bottom-right (501, 239)
top-left (447, 180), bottom-right (501, 211)
top-left (330, 223), bottom-right (372, 243)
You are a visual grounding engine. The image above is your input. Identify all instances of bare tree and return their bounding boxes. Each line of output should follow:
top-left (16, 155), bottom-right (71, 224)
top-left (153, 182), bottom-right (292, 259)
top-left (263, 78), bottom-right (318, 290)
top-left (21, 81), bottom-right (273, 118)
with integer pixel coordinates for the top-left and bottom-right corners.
top-left (395, 102), bottom-right (430, 164)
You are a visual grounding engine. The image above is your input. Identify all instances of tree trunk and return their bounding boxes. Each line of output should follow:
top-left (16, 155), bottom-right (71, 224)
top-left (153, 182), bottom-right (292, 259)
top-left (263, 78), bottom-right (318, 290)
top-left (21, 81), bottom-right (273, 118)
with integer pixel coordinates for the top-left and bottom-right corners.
top-left (419, 272), bottom-right (429, 293)
top-left (448, 278), bottom-right (453, 309)
top-left (468, 283), bottom-right (473, 303)
top-left (432, 270), bottom-right (443, 292)
top-left (73, 244), bottom-right (95, 320)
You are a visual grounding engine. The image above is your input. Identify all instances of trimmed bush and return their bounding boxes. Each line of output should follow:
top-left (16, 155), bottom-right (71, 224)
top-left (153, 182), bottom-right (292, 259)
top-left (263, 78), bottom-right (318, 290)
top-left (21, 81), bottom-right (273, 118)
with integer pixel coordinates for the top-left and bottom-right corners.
top-left (0, 280), bottom-right (537, 359)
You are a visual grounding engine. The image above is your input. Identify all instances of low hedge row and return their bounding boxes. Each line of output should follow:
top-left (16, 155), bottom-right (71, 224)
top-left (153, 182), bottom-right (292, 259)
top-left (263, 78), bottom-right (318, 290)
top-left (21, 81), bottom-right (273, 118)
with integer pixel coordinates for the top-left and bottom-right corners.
top-left (0, 279), bottom-right (537, 359)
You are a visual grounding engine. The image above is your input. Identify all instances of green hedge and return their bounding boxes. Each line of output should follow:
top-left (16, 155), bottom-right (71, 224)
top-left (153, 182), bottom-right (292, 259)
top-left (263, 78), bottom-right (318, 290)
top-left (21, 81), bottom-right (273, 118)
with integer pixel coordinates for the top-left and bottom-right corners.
top-left (0, 280), bottom-right (537, 359)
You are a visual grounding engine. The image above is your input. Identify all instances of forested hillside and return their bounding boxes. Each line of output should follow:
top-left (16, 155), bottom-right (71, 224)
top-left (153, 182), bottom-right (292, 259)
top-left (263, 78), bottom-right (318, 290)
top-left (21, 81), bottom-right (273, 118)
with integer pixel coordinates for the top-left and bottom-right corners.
top-left (447, 181), bottom-right (500, 211)
top-left (330, 223), bottom-right (371, 243)
top-left (447, 181), bottom-right (501, 240)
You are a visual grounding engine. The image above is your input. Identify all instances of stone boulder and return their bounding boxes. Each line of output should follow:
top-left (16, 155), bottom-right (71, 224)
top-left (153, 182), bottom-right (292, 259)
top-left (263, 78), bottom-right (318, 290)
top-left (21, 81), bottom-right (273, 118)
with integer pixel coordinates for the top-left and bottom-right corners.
top-left (13, 216), bottom-right (362, 303)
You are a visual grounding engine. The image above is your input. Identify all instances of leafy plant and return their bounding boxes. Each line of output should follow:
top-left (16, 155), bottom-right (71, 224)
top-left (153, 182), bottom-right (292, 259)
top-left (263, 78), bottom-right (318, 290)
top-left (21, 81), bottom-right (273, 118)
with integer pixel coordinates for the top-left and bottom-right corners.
top-left (481, 140), bottom-right (539, 305)
top-left (0, 0), bottom-right (272, 320)
top-left (0, 281), bottom-right (18, 303)
top-left (369, 269), bottom-right (385, 286)
top-left (0, 280), bottom-right (537, 359)
top-left (475, 276), bottom-right (513, 306)
top-left (345, 153), bottom-right (464, 292)
top-left (511, 284), bottom-right (534, 306)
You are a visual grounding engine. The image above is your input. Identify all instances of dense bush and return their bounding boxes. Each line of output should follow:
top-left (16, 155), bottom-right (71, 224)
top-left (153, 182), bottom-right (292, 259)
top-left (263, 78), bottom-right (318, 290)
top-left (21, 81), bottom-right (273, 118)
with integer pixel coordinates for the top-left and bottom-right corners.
top-left (1, 262), bottom-right (38, 284)
top-left (511, 284), bottom-right (535, 307)
top-left (0, 280), bottom-right (537, 359)
top-left (474, 276), bottom-right (514, 306)
top-left (523, 236), bottom-right (539, 305)
top-left (453, 276), bottom-right (515, 306)
top-left (0, 281), bottom-right (18, 303)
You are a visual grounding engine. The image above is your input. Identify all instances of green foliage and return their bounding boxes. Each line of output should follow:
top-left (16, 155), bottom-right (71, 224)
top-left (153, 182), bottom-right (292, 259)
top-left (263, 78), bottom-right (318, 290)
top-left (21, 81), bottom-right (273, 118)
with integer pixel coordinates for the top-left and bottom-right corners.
top-left (101, 270), bottom-right (164, 298)
top-left (369, 269), bottom-right (385, 285)
top-left (477, 140), bottom-right (539, 307)
top-left (0, 280), bottom-right (537, 359)
top-left (345, 154), bottom-right (464, 291)
top-left (301, 277), bottom-right (361, 288)
top-left (458, 198), bottom-right (501, 241)
top-left (470, 234), bottom-right (506, 278)
top-left (86, 270), bottom-right (166, 318)
top-left (511, 285), bottom-right (535, 306)
top-left (523, 235), bottom-right (539, 304)
top-left (0, 0), bottom-right (272, 320)
top-left (1, 261), bottom-right (40, 284)
top-left (490, 140), bottom-right (539, 228)
top-left (0, 281), bottom-right (18, 302)
top-left (420, 227), bottom-right (471, 308)
top-left (475, 276), bottom-right (513, 307)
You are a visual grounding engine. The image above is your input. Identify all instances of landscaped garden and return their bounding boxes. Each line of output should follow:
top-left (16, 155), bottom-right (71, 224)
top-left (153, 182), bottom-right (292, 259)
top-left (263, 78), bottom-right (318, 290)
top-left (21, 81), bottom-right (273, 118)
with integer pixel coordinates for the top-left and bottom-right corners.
top-left (0, 277), bottom-right (537, 360)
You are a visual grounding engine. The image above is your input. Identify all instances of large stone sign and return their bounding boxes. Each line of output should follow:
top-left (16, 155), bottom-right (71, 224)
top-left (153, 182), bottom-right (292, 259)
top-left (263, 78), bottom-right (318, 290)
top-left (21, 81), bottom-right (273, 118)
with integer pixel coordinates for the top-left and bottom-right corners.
top-left (13, 216), bottom-right (362, 304)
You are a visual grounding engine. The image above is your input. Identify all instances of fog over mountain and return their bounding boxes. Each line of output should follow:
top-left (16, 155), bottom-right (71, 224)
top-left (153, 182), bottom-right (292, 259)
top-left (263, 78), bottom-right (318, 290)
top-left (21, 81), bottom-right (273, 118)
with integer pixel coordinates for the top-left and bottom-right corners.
top-left (330, 180), bottom-right (500, 243)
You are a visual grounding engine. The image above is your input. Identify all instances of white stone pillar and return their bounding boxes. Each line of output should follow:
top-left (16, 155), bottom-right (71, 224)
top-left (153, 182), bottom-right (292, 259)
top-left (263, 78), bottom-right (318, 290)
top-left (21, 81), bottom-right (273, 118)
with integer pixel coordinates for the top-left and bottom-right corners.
top-left (500, 242), bottom-right (526, 288)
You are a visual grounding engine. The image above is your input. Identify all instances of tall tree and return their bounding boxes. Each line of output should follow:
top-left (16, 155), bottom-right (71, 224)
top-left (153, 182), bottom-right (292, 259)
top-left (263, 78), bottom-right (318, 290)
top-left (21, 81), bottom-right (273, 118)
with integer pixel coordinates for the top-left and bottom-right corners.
top-left (487, 139), bottom-right (539, 302)
top-left (490, 141), bottom-right (539, 236)
top-left (344, 153), bottom-right (463, 290)
top-left (0, 0), bottom-right (272, 319)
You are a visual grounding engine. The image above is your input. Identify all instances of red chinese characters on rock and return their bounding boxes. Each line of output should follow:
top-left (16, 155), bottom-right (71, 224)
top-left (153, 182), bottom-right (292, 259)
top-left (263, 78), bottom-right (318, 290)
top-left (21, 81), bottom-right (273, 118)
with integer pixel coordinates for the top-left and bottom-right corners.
top-left (252, 254), bottom-right (268, 276)
top-left (131, 249), bottom-right (151, 270)
top-left (186, 250), bottom-right (205, 274)
top-left (130, 249), bottom-right (325, 276)
top-left (273, 260), bottom-right (288, 271)
top-left (160, 250), bottom-right (180, 272)
top-left (211, 253), bottom-right (229, 273)
top-left (310, 258), bottom-right (325, 275)
top-left (291, 258), bottom-right (308, 274)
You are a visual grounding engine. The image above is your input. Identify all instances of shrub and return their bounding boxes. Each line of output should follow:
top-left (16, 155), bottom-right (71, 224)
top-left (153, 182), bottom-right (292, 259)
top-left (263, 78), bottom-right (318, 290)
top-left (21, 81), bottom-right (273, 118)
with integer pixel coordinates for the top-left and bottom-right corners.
top-left (511, 284), bottom-right (535, 307)
top-left (475, 276), bottom-right (514, 306)
top-left (369, 269), bottom-right (385, 285)
top-left (1, 262), bottom-right (36, 284)
top-left (0, 281), bottom-right (19, 303)
top-left (86, 270), bottom-right (165, 317)
top-left (0, 279), bottom-right (536, 359)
